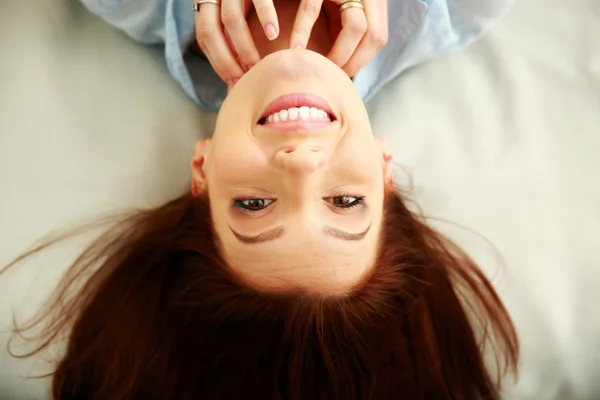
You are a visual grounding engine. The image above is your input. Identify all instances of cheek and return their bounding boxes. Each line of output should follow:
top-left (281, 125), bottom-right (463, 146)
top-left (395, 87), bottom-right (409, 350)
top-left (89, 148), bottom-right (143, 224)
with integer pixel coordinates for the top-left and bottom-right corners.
top-left (342, 139), bottom-right (384, 179)
top-left (206, 140), bottom-right (268, 185)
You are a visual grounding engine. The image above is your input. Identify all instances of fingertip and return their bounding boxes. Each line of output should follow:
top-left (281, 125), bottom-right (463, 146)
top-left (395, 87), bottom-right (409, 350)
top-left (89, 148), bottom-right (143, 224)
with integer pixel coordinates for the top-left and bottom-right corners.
top-left (289, 35), bottom-right (306, 49)
top-left (343, 65), bottom-right (359, 78)
top-left (264, 23), bottom-right (278, 41)
top-left (227, 76), bottom-right (241, 88)
top-left (327, 55), bottom-right (344, 69)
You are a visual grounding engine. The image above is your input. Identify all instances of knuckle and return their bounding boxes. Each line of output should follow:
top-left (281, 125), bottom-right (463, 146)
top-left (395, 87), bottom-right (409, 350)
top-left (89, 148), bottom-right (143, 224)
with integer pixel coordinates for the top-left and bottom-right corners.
top-left (221, 10), bottom-right (241, 27)
top-left (196, 24), bottom-right (214, 41)
top-left (196, 39), bottom-right (208, 52)
top-left (217, 72), bottom-right (231, 83)
top-left (254, 4), bottom-right (272, 17)
top-left (348, 20), bottom-right (367, 36)
top-left (212, 56), bottom-right (243, 79)
top-left (215, 64), bottom-right (235, 80)
top-left (238, 49), bottom-right (256, 63)
top-left (302, 0), bottom-right (321, 17)
top-left (293, 26), bottom-right (311, 39)
top-left (370, 31), bottom-right (389, 49)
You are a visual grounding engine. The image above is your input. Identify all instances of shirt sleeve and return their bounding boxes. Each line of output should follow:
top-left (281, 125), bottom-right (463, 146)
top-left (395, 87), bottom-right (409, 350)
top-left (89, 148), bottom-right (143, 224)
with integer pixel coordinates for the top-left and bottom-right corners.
top-left (80, 0), bottom-right (172, 43)
top-left (80, 0), bottom-right (218, 109)
top-left (447, 0), bottom-right (514, 33)
top-left (354, 0), bottom-right (514, 103)
top-left (431, 0), bottom-right (515, 53)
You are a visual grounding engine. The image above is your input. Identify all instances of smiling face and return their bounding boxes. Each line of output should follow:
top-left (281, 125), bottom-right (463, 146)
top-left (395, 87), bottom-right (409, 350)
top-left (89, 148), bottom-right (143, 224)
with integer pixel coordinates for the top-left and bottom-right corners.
top-left (191, 49), bottom-right (393, 294)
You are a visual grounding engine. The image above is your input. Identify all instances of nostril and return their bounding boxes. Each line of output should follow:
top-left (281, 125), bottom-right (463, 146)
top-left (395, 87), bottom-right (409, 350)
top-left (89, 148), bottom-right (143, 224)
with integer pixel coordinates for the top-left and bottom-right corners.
top-left (284, 148), bottom-right (294, 154)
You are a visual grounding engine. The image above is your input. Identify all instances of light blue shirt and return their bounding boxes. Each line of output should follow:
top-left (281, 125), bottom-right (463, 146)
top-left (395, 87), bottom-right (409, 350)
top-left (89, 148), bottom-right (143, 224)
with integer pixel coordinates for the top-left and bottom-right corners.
top-left (81, 0), bottom-right (512, 112)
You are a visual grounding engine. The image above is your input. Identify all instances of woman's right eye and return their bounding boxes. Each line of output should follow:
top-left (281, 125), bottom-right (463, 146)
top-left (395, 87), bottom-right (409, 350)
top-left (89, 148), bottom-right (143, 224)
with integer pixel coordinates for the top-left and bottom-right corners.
top-left (233, 198), bottom-right (275, 212)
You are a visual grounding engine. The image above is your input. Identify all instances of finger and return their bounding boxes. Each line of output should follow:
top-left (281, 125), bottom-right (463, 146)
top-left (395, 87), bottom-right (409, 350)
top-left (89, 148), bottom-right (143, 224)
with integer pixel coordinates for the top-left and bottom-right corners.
top-left (327, 3), bottom-right (368, 68)
top-left (196, 3), bottom-right (246, 84)
top-left (341, 0), bottom-right (388, 76)
top-left (221, 0), bottom-right (261, 70)
top-left (289, 0), bottom-right (324, 49)
top-left (223, 29), bottom-right (249, 70)
top-left (252, 0), bottom-right (280, 41)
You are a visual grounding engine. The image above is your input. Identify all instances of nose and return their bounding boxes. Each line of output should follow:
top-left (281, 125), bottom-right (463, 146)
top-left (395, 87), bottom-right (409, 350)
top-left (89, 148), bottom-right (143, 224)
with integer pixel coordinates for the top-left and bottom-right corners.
top-left (273, 146), bottom-right (329, 174)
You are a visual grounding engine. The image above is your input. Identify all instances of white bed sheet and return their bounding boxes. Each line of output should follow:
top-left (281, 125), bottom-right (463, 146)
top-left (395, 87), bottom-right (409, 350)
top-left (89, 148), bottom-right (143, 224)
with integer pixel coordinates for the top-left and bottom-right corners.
top-left (1, 0), bottom-right (599, 398)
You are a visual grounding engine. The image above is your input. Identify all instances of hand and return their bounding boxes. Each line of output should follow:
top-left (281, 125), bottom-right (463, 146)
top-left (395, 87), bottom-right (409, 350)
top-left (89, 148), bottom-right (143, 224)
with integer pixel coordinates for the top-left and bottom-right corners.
top-left (195, 0), bottom-right (280, 85)
top-left (290, 0), bottom-right (389, 77)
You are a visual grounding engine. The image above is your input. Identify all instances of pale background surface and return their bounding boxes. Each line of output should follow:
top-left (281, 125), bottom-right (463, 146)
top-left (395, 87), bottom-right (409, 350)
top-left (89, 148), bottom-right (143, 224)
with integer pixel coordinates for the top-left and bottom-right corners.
top-left (1, 0), bottom-right (599, 398)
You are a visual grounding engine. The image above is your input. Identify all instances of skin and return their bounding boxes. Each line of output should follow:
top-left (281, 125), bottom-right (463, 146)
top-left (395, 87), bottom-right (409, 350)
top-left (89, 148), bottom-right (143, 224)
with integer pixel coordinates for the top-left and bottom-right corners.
top-left (245, 0), bottom-right (335, 60)
top-left (195, 0), bottom-right (388, 84)
top-left (191, 2), bottom-right (394, 295)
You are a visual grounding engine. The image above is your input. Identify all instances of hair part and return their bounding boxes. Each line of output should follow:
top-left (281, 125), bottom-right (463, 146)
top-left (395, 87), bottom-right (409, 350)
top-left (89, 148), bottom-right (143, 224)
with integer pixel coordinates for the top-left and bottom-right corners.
top-left (2, 190), bottom-right (518, 400)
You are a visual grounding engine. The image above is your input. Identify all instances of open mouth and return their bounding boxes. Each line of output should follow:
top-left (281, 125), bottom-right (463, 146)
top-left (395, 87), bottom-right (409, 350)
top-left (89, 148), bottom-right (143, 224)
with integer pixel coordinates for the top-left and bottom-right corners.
top-left (257, 93), bottom-right (337, 126)
top-left (258, 106), bottom-right (336, 125)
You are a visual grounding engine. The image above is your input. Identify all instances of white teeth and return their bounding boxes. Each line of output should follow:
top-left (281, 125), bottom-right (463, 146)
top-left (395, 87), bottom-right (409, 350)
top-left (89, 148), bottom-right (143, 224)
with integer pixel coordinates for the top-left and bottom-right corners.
top-left (288, 107), bottom-right (299, 121)
top-left (299, 106), bottom-right (310, 120)
top-left (280, 109), bottom-right (288, 121)
top-left (263, 106), bottom-right (332, 124)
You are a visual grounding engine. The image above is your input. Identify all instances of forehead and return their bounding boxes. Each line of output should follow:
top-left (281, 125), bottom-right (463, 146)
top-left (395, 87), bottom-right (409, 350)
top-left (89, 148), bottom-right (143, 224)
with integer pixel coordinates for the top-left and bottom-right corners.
top-left (222, 233), bottom-right (379, 293)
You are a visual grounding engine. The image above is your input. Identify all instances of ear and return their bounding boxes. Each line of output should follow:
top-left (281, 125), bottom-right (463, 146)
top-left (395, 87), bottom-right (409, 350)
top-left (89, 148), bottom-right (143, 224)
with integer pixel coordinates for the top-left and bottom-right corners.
top-left (375, 137), bottom-right (394, 187)
top-left (191, 139), bottom-right (211, 195)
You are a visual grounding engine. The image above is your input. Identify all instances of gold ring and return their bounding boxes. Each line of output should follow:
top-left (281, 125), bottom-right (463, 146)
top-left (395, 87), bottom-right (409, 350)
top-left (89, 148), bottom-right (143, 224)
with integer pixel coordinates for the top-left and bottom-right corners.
top-left (193, 0), bottom-right (221, 12)
top-left (339, 1), bottom-right (365, 12)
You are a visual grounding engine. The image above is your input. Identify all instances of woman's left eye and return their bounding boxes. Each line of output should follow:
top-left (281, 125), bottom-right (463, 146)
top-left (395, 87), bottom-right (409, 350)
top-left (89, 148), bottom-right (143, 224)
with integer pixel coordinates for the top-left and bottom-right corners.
top-left (326, 195), bottom-right (365, 209)
top-left (233, 198), bottom-right (275, 212)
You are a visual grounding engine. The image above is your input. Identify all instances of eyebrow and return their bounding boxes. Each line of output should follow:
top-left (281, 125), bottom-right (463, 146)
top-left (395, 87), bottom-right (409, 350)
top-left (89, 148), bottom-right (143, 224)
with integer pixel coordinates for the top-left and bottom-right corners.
top-left (229, 224), bottom-right (371, 244)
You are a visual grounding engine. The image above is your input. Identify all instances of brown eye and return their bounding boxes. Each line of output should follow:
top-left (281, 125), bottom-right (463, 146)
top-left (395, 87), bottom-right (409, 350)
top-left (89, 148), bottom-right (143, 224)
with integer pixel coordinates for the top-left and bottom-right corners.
top-left (234, 198), bottom-right (274, 212)
top-left (327, 196), bottom-right (365, 209)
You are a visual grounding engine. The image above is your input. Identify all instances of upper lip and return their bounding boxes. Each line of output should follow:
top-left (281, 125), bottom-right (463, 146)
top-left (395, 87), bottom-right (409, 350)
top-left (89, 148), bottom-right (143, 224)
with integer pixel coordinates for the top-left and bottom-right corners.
top-left (258, 93), bottom-right (337, 124)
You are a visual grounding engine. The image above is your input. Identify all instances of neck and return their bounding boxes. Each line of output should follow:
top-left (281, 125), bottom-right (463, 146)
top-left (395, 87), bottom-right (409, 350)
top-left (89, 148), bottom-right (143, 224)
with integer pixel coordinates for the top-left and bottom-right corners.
top-left (247, 0), bottom-right (333, 58)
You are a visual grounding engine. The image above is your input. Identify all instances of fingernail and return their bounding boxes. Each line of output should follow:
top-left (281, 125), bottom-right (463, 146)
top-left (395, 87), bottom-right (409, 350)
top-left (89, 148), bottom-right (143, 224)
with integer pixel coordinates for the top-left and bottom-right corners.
top-left (265, 23), bottom-right (278, 40)
top-left (294, 43), bottom-right (303, 49)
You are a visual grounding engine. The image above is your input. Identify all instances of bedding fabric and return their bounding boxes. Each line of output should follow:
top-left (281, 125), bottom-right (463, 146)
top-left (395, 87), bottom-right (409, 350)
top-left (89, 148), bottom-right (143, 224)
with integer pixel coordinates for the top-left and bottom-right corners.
top-left (1, 0), bottom-right (599, 399)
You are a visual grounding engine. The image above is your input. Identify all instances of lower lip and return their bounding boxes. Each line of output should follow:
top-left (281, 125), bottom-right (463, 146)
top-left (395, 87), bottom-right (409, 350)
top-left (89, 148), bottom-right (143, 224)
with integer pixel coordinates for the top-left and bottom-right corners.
top-left (262, 120), bottom-right (333, 132)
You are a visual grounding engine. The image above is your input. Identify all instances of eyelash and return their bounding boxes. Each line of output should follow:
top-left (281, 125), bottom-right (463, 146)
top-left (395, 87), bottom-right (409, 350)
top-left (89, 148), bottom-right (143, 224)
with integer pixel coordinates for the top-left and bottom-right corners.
top-left (233, 197), bottom-right (276, 213)
top-left (328, 194), bottom-right (365, 209)
top-left (233, 194), bottom-right (365, 213)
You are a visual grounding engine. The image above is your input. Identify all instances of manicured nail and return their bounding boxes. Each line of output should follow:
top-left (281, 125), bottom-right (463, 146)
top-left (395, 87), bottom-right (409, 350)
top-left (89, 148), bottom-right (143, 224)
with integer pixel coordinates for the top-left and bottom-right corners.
top-left (294, 43), bottom-right (303, 49)
top-left (265, 23), bottom-right (278, 40)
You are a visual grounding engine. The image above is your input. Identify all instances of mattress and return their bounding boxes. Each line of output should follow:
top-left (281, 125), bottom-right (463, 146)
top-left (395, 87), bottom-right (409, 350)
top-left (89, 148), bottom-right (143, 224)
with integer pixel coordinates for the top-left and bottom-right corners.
top-left (1, 0), bottom-right (599, 398)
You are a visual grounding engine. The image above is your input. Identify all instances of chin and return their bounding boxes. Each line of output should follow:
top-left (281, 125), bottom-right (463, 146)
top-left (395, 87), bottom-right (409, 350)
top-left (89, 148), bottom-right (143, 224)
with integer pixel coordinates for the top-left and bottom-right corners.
top-left (264, 48), bottom-right (331, 63)
top-left (254, 49), bottom-right (341, 81)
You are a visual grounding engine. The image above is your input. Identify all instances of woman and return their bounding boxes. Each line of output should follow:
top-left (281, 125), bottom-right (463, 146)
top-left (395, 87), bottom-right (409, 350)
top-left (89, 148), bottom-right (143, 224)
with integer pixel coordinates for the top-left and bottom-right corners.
top-left (3, 0), bottom-right (518, 399)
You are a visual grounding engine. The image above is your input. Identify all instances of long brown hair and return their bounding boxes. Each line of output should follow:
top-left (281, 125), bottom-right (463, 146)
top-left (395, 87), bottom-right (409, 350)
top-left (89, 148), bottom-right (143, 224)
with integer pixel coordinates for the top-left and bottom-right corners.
top-left (3, 189), bottom-right (518, 399)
